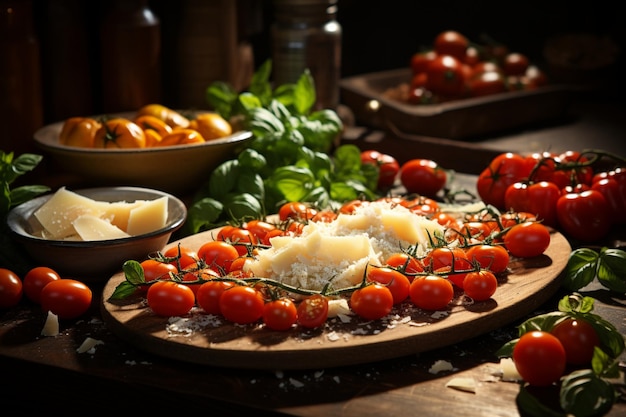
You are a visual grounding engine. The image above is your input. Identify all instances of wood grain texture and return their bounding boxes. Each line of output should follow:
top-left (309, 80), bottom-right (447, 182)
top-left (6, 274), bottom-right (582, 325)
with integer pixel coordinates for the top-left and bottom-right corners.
top-left (101, 229), bottom-right (571, 370)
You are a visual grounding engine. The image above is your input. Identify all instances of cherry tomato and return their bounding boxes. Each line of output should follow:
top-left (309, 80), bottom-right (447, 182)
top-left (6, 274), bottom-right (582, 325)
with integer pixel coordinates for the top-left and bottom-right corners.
top-left (551, 318), bottom-right (600, 365)
top-left (385, 252), bottom-right (424, 279)
top-left (197, 240), bottom-right (240, 272)
top-left (367, 266), bottom-right (410, 304)
top-left (410, 50), bottom-right (437, 75)
top-left (157, 128), bottom-right (205, 146)
top-left (133, 114), bottom-right (173, 138)
top-left (592, 178), bottom-right (626, 224)
top-left (196, 280), bottom-right (235, 315)
top-left (350, 284), bottom-right (394, 320)
top-left (401, 196), bottom-right (440, 217)
top-left (409, 275), bottom-right (454, 311)
top-left (504, 181), bottom-right (561, 227)
top-left (503, 222), bottom-right (550, 258)
top-left (463, 270), bottom-right (498, 301)
top-left (221, 227), bottom-right (258, 256)
top-left (465, 244), bottom-right (510, 274)
top-left (219, 285), bottom-right (264, 325)
top-left (22, 266), bottom-right (61, 304)
top-left (502, 52), bottom-right (530, 76)
top-left (433, 30), bottom-right (469, 61)
top-left (163, 245), bottom-right (198, 269)
top-left (360, 150), bottom-right (400, 190)
top-left (262, 298), bottom-right (298, 331)
top-left (40, 279), bottom-right (92, 319)
top-left (189, 112), bottom-right (232, 140)
top-left (467, 70), bottom-right (507, 97)
top-left (296, 294), bottom-right (329, 329)
top-left (137, 103), bottom-right (190, 129)
top-left (141, 259), bottom-right (178, 283)
top-left (425, 54), bottom-right (466, 97)
top-left (244, 219), bottom-right (277, 245)
top-left (558, 150), bottom-right (594, 186)
top-left (339, 199), bottom-right (367, 214)
top-left (147, 281), bottom-right (195, 317)
top-left (400, 159), bottom-right (447, 196)
top-left (556, 190), bottom-right (611, 242)
top-left (59, 117), bottom-right (102, 148)
top-left (477, 152), bottom-right (528, 209)
top-left (513, 331), bottom-right (566, 386)
top-left (0, 268), bottom-right (23, 308)
top-left (278, 201), bottom-right (317, 222)
top-left (94, 118), bottom-right (146, 148)
top-left (181, 267), bottom-right (219, 295)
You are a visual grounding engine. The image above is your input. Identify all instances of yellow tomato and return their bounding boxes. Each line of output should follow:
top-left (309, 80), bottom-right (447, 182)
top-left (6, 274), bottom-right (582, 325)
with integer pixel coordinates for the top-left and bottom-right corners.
top-left (157, 128), bottom-right (205, 146)
top-left (189, 112), bottom-right (232, 140)
top-left (59, 117), bottom-right (102, 148)
top-left (134, 114), bottom-right (173, 138)
top-left (94, 118), bottom-right (146, 149)
top-left (143, 129), bottom-right (162, 147)
top-left (137, 104), bottom-right (190, 129)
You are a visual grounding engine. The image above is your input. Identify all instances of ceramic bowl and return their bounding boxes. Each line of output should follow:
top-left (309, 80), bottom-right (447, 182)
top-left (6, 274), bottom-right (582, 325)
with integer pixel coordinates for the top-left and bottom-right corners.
top-left (33, 113), bottom-right (254, 195)
top-left (6, 186), bottom-right (187, 282)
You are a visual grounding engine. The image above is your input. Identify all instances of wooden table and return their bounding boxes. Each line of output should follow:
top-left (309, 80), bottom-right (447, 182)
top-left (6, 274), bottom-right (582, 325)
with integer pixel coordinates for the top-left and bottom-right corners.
top-left (1, 90), bottom-right (625, 416)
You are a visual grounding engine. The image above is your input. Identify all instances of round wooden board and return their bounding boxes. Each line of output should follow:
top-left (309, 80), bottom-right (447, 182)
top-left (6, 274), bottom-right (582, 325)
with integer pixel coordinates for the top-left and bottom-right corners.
top-left (101, 228), bottom-right (571, 370)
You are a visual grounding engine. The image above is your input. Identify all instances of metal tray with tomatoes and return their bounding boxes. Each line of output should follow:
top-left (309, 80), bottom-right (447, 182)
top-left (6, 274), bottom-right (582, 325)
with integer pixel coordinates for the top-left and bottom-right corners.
top-left (340, 68), bottom-right (575, 140)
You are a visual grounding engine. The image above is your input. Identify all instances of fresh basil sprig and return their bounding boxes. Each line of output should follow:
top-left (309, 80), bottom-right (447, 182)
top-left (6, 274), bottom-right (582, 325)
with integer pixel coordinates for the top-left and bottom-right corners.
top-left (564, 247), bottom-right (626, 293)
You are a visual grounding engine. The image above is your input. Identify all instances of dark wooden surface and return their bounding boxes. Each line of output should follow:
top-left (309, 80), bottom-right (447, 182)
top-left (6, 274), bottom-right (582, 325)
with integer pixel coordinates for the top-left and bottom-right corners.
top-left (2, 91), bottom-right (626, 416)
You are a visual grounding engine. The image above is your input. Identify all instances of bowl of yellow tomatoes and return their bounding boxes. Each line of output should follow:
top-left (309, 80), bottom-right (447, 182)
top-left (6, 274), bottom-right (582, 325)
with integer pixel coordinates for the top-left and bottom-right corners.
top-left (33, 104), bottom-right (254, 196)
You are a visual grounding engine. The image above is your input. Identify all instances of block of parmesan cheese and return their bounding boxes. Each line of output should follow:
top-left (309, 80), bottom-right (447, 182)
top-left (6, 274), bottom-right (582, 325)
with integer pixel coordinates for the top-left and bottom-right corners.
top-left (126, 196), bottom-right (168, 236)
top-left (100, 200), bottom-right (146, 231)
top-left (34, 187), bottom-right (106, 239)
top-left (73, 214), bottom-right (131, 241)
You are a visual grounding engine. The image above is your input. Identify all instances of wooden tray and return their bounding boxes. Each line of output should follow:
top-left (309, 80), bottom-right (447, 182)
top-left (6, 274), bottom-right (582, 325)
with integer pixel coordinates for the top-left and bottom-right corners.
top-left (340, 68), bottom-right (576, 140)
top-left (101, 228), bottom-right (571, 370)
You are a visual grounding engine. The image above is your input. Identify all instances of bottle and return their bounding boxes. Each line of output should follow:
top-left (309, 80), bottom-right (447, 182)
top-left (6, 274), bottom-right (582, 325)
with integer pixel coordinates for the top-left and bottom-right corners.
top-left (0, 0), bottom-right (43, 154)
top-left (99, 0), bottom-right (162, 113)
top-left (271, 0), bottom-right (342, 110)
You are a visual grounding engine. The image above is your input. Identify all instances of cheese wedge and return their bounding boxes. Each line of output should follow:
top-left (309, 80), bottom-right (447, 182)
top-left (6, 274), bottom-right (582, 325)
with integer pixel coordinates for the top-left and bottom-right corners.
top-left (73, 214), bottom-right (131, 241)
top-left (126, 196), bottom-right (168, 236)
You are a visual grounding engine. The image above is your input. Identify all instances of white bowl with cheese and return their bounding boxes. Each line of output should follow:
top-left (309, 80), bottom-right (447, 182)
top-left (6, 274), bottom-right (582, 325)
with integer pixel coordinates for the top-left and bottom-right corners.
top-left (7, 186), bottom-right (187, 282)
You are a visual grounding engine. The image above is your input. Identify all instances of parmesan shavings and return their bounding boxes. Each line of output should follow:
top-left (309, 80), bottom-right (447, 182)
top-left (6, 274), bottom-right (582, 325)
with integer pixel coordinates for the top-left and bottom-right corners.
top-left (445, 377), bottom-right (477, 393)
top-left (41, 311), bottom-right (59, 336)
top-left (76, 337), bottom-right (104, 354)
top-left (429, 359), bottom-right (455, 374)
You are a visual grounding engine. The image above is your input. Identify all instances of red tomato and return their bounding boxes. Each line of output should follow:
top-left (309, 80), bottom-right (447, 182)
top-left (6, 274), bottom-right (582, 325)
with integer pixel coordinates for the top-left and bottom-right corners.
top-left (477, 152), bottom-right (528, 209)
top-left (592, 178), bottom-right (626, 223)
top-left (278, 201), bottom-right (317, 222)
top-left (141, 259), bottom-right (178, 283)
top-left (462, 270), bottom-right (498, 301)
top-left (513, 331), bottom-right (566, 386)
top-left (425, 54), bottom-right (466, 97)
top-left (360, 150), bottom-right (400, 190)
top-left (219, 285), bottom-right (264, 324)
top-left (40, 279), bottom-right (92, 319)
top-left (262, 298), bottom-right (298, 331)
top-left (409, 275), bottom-right (454, 310)
top-left (147, 280), bottom-right (195, 317)
top-left (22, 266), bottom-right (61, 304)
top-left (181, 267), bottom-right (220, 295)
top-left (410, 50), bottom-right (437, 75)
top-left (244, 219), bottom-right (277, 245)
top-left (163, 245), bottom-right (198, 269)
top-left (558, 150), bottom-right (594, 186)
top-left (385, 252), bottom-right (424, 279)
top-left (367, 266), bottom-right (410, 304)
top-left (350, 284), bottom-right (394, 320)
top-left (423, 246), bottom-right (472, 285)
top-left (502, 52), bottom-right (530, 76)
top-left (196, 280), bottom-right (235, 315)
top-left (0, 268), bottom-right (23, 309)
top-left (467, 70), bottom-right (507, 97)
top-left (465, 244), bottom-right (510, 274)
top-left (504, 222), bottom-right (551, 258)
top-left (504, 181), bottom-right (561, 227)
top-left (551, 318), bottom-right (600, 365)
top-left (296, 294), bottom-right (329, 329)
top-left (401, 196), bottom-right (440, 217)
top-left (433, 30), bottom-right (469, 60)
top-left (556, 190), bottom-right (611, 242)
top-left (222, 227), bottom-right (258, 256)
top-left (400, 159), bottom-right (447, 196)
top-left (197, 240), bottom-right (240, 272)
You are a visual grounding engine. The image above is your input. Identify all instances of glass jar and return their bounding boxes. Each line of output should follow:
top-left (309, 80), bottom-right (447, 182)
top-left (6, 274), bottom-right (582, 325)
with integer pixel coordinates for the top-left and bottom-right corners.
top-left (271, 0), bottom-right (342, 110)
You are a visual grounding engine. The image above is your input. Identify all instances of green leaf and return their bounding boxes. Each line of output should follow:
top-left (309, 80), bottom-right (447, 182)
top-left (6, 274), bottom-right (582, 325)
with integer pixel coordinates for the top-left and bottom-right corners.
top-left (109, 280), bottom-right (139, 300)
top-left (516, 385), bottom-right (566, 417)
top-left (560, 369), bottom-right (615, 417)
top-left (248, 59), bottom-right (273, 105)
top-left (247, 107), bottom-right (286, 136)
top-left (236, 171), bottom-right (265, 201)
top-left (292, 69), bottom-right (316, 115)
top-left (9, 184), bottom-right (50, 208)
top-left (208, 159), bottom-right (239, 198)
top-left (122, 260), bottom-right (145, 286)
top-left (222, 192), bottom-right (264, 222)
top-left (517, 311), bottom-right (568, 334)
top-left (205, 81), bottom-right (238, 119)
top-left (563, 248), bottom-right (599, 291)
top-left (495, 338), bottom-right (518, 358)
top-left (270, 166), bottom-right (315, 202)
top-left (237, 148), bottom-right (267, 171)
top-left (597, 248), bottom-right (626, 293)
top-left (184, 198), bottom-right (225, 234)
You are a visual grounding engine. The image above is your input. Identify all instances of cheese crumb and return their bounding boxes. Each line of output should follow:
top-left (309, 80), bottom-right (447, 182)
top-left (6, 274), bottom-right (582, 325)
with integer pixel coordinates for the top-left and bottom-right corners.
top-left (76, 337), bottom-right (104, 354)
top-left (429, 359), bottom-right (454, 374)
top-left (445, 377), bottom-right (477, 393)
top-left (41, 311), bottom-right (59, 336)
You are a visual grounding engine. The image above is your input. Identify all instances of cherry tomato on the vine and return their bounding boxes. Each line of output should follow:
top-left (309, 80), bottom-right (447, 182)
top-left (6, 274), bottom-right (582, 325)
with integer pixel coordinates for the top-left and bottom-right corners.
top-left (278, 201), bottom-right (317, 222)
top-left (296, 294), bottom-right (329, 329)
top-left (219, 285), bottom-right (264, 325)
top-left (400, 159), bottom-right (447, 196)
top-left (197, 240), bottom-right (240, 272)
top-left (196, 280), bottom-right (235, 315)
top-left (350, 284), bottom-right (394, 320)
top-left (0, 268), bottom-right (23, 308)
top-left (462, 270), bottom-right (498, 301)
top-left (503, 221), bottom-right (550, 258)
top-left (22, 266), bottom-right (61, 304)
top-left (141, 259), bottom-right (178, 283)
top-left (40, 279), bottom-right (92, 319)
top-left (409, 275), bottom-right (454, 311)
top-left (262, 298), bottom-right (298, 331)
top-left (556, 190), bottom-right (611, 242)
top-left (367, 266), bottom-right (410, 304)
top-left (425, 55), bottom-right (466, 98)
top-left (433, 30), bottom-right (469, 61)
top-left (465, 244), bottom-right (510, 274)
top-left (513, 331), bottom-right (566, 386)
top-left (163, 245), bottom-right (198, 269)
top-left (360, 150), bottom-right (400, 190)
top-left (147, 281), bottom-right (194, 317)
top-left (477, 152), bottom-right (528, 209)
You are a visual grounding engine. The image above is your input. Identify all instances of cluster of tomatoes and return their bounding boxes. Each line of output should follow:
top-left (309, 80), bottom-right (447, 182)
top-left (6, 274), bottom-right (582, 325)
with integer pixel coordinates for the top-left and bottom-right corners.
top-left (389, 30), bottom-right (548, 105)
top-left (59, 104), bottom-right (232, 149)
top-left (476, 150), bottom-right (626, 242)
top-left (121, 192), bottom-right (554, 331)
top-left (0, 267), bottom-right (92, 319)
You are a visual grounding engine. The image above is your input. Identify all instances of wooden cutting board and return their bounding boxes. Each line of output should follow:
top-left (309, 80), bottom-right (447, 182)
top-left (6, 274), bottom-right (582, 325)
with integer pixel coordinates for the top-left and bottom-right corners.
top-left (101, 228), bottom-right (571, 370)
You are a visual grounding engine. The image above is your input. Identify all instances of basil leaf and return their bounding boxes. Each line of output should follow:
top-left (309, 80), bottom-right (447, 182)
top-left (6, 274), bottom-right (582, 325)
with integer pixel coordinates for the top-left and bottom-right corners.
top-left (121, 260), bottom-right (145, 286)
top-left (516, 385), bottom-right (565, 417)
top-left (185, 198), bottom-right (225, 234)
top-left (222, 192), bottom-right (263, 222)
top-left (208, 159), bottom-right (239, 198)
top-left (560, 369), bottom-right (615, 417)
top-left (597, 248), bottom-right (626, 293)
top-left (205, 81), bottom-right (238, 119)
top-left (563, 248), bottom-right (599, 291)
top-left (248, 59), bottom-right (272, 106)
